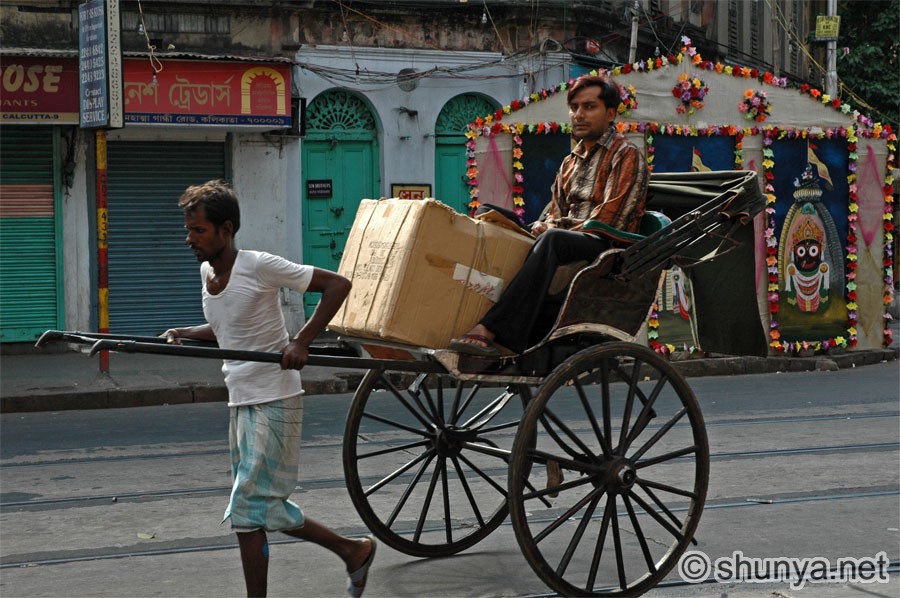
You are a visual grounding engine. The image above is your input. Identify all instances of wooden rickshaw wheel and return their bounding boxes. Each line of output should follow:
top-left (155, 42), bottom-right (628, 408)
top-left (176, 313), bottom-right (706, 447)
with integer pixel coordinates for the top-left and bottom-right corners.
top-left (342, 367), bottom-right (535, 557)
top-left (508, 342), bottom-right (709, 596)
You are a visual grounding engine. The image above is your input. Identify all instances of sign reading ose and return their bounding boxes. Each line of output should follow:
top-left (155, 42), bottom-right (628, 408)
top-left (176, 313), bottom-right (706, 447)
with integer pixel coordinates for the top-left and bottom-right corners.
top-left (0, 56), bottom-right (291, 128)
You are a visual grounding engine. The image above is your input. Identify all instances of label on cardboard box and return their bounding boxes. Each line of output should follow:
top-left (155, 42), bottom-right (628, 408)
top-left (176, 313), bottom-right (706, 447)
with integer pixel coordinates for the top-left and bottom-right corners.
top-left (328, 198), bottom-right (534, 349)
top-left (452, 264), bottom-right (504, 302)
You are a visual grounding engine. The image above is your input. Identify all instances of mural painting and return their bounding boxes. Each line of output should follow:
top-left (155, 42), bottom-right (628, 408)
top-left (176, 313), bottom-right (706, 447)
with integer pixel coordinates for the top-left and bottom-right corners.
top-left (772, 137), bottom-right (849, 342)
top-left (647, 134), bottom-right (738, 350)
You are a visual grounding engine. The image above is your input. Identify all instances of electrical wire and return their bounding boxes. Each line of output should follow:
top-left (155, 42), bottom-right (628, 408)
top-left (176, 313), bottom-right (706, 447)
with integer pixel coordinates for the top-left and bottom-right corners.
top-left (137, 0), bottom-right (162, 82)
top-left (765, 0), bottom-right (893, 124)
top-left (306, 0), bottom-right (892, 123)
top-left (334, 0), bottom-right (359, 78)
top-left (330, 0), bottom-right (449, 53)
top-left (482, 0), bottom-right (512, 56)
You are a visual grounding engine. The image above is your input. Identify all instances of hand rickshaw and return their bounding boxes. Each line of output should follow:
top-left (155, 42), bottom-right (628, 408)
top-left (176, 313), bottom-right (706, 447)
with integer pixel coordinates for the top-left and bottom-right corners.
top-left (39, 170), bottom-right (766, 597)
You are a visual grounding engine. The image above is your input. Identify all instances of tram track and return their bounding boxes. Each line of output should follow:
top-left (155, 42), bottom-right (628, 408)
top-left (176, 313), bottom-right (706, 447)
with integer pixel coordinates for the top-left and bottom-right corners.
top-left (2, 375), bottom-right (897, 597)
top-left (2, 486), bottom-right (897, 570)
top-left (2, 438), bottom-right (896, 511)
top-left (2, 410), bottom-right (896, 470)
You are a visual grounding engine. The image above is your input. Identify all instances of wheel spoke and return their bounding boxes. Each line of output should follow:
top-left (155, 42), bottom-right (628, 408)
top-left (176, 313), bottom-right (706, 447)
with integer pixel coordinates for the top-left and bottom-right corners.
top-left (611, 497), bottom-right (627, 590)
top-left (450, 455), bottom-right (486, 527)
top-left (637, 476), bottom-right (698, 500)
top-left (377, 374), bottom-right (436, 429)
top-left (635, 481), bottom-right (691, 535)
top-left (520, 473), bottom-right (555, 509)
top-left (385, 451), bottom-right (436, 527)
top-left (625, 488), bottom-right (687, 543)
top-left (407, 384), bottom-right (440, 431)
top-left (460, 390), bottom-right (517, 430)
top-left (629, 407), bottom-right (688, 461)
top-left (586, 494), bottom-right (615, 590)
top-left (624, 375), bottom-right (668, 448)
top-left (357, 439), bottom-right (431, 460)
top-left (414, 376), bottom-right (444, 426)
top-left (440, 457), bottom-right (452, 543)
top-left (601, 359), bottom-right (613, 458)
top-left (451, 383), bottom-right (482, 425)
top-left (414, 456), bottom-right (445, 542)
top-left (556, 493), bottom-right (602, 578)
top-left (361, 411), bottom-right (431, 437)
top-left (573, 378), bottom-right (614, 458)
top-left (457, 452), bottom-right (507, 495)
top-left (623, 494), bottom-right (657, 574)
top-left (533, 484), bottom-right (606, 545)
top-left (616, 359), bottom-right (642, 455)
top-left (364, 449), bottom-right (433, 496)
top-left (475, 419), bottom-right (523, 435)
top-left (523, 473), bottom-right (597, 502)
top-left (635, 444), bottom-right (697, 469)
top-left (543, 407), bottom-right (598, 461)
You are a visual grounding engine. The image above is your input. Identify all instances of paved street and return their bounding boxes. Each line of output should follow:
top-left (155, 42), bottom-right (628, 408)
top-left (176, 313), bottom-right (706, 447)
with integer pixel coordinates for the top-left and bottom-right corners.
top-left (1, 361), bottom-right (898, 597)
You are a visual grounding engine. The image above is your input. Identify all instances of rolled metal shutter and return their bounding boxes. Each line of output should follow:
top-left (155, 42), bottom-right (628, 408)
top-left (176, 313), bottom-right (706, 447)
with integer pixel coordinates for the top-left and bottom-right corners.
top-left (107, 141), bottom-right (225, 335)
top-left (0, 126), bottom-right (62, 342)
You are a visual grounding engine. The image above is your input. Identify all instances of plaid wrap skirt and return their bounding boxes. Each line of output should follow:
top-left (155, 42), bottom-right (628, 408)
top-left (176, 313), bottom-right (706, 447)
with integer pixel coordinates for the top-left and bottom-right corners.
top-left (223, 396), bottom-right (306, 532)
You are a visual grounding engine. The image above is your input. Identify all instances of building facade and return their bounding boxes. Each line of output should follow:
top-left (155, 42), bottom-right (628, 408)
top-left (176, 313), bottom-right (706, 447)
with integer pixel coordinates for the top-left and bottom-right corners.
top-left (1, 0), bottom-right (829, 344)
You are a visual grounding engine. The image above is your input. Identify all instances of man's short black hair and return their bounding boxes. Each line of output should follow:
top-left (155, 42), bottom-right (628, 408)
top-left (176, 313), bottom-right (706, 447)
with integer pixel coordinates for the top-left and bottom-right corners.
top-left (178, 179), bottom-right (241, 234)
top-left (567, 75), bottom-right (620, 115)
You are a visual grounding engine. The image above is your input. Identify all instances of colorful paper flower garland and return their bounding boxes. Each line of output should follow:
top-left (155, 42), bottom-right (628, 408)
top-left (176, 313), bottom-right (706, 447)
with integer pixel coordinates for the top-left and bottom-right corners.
top-left (672, 73), bottom-right (709, 115)
top-left (739, 89), bottom-right (772, 122)
top-left (618, 84), bottom-right (638, 118)
top-left (882, 132), bottom-right (896, 346)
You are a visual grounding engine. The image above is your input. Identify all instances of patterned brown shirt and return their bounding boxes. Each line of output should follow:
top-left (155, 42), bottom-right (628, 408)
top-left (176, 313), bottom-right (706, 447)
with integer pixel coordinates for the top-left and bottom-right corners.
top-left (546, 127), bottom-right (649, 233)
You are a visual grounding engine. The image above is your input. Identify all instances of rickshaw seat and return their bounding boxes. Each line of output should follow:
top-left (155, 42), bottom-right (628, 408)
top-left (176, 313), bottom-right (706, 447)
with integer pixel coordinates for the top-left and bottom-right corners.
top-left (580, 210), bottom-right (672, 245)
top-left (547, 211), bottom-right (671, 296)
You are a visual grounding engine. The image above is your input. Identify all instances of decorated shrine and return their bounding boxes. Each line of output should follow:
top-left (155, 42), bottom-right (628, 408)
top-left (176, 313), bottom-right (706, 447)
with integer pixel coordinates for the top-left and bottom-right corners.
top-left (464, 38), bottom-right (896, 356)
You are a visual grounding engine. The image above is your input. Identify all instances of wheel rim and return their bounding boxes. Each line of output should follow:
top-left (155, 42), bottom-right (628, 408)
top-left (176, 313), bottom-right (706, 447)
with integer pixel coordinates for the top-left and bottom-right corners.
top-left (344, 369), bottom-right (532, 557)
top-left (508, 343), bottom-right (709, 596)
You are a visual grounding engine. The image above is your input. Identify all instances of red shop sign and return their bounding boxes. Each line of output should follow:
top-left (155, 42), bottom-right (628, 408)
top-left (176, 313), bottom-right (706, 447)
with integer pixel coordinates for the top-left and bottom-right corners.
top-left (123, 58), bottom-right (291, 127)
top-left (0, 56), bottom-right (80, 124)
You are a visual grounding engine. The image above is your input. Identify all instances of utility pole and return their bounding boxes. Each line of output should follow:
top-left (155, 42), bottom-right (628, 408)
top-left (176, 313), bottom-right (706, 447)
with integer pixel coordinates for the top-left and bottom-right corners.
top-left (825, 0), bottom-right (838, 97)
top-left (628, 0), bottom-right (640, 63)
top-left (771, 2), bottom-right (780, 77)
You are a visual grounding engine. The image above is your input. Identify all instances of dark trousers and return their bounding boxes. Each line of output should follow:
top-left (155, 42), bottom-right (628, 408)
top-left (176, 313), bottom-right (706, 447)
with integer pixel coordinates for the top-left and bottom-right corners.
top-left (481, 228), bottom-right (609, 353)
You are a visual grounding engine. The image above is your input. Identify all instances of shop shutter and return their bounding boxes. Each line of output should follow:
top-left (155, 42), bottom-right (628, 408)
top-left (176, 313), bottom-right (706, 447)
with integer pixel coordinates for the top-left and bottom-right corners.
top-left (0, 126), bottom-right (62, 342)
top-left (107, 141), bottom-right (225, 335)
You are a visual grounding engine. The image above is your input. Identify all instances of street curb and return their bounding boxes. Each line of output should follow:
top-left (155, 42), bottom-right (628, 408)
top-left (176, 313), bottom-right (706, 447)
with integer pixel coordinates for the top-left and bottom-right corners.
top-left (1, 350), bottom-right (895, 414)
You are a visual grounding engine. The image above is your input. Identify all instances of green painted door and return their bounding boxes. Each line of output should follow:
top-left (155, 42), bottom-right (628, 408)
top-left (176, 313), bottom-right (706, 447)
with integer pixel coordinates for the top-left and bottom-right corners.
top-left (302, 90), bottom-right (379, 315)
top-left (435, 94), bottom-right (499, 214)
top-left (435, 138), bottom-right (469, 212)
top-left (302, 140), bottom-right (375, 271)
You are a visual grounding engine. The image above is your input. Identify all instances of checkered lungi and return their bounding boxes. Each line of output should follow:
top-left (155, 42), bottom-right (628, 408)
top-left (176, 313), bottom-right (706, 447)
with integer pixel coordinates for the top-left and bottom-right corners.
top-left (223, 396), bottom-right (306, 532)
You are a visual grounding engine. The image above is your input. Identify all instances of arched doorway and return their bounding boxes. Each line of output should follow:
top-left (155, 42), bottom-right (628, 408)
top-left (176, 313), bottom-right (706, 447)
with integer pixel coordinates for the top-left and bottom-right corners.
top-left (434, 93), bottom-right (498, 213)
top-left (302, 89), bottom-right (379, 314)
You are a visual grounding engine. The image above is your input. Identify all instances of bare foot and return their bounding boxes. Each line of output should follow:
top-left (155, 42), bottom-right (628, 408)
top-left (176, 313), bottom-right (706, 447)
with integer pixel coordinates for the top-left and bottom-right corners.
top-left (345, 537), bottom-right (373, 573)
top-left (347, 537), bottom-right (376, 597)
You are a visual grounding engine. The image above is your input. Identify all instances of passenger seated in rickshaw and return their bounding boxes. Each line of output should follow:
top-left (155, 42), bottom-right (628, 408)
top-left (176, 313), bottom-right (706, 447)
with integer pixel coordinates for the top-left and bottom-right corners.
top-left (450, 74), bottom-right (650, 357)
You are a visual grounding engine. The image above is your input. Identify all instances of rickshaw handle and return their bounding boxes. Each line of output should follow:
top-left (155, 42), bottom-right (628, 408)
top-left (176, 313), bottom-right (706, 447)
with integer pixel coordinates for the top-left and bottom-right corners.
top-left (87, 338), bottom-right (445, 374)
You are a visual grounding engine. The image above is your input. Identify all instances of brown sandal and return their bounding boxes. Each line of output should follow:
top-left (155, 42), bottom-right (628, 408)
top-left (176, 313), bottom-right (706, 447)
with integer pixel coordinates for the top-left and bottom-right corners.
top-left (449, 334), bottom-right (504, 356)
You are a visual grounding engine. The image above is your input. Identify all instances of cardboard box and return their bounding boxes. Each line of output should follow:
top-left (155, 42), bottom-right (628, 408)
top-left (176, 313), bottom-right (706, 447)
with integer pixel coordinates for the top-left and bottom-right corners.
top-left (329, 199), bottom-right (534, 349)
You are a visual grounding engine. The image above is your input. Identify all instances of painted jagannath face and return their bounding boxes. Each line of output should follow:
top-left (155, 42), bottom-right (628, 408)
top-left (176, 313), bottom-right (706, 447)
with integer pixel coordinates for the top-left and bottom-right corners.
top-left (793, 239), bottom-right (823, 272)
